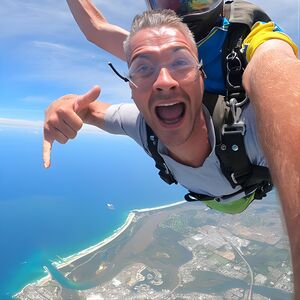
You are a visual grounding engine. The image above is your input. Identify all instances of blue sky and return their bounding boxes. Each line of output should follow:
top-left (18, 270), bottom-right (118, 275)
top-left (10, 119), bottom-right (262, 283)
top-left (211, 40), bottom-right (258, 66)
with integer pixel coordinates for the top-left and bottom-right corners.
top-left (0, 0), bottom-right (299, 124)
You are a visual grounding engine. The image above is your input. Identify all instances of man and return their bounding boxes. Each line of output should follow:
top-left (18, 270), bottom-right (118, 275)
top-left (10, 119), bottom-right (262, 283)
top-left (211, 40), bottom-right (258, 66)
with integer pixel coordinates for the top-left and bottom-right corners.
top-left (45, 1), bottom-right (298, 212)
top-left (44, 9), bottom-right (300, 295)
top-left (63, 1), bottom-right (293, 207)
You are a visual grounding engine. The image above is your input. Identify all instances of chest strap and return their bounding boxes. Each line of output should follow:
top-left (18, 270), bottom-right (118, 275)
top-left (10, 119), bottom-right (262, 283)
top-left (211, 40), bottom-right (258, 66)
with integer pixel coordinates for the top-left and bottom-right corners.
top-left (146, 125), bottom-right (177, 185)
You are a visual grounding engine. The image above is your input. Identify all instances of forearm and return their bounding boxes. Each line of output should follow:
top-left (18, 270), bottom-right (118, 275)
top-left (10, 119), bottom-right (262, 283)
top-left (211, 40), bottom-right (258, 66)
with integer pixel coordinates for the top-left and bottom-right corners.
top-left (243, 39), bottom-right (300, 295)
top-left (66, 0), bottom-right (128, 60)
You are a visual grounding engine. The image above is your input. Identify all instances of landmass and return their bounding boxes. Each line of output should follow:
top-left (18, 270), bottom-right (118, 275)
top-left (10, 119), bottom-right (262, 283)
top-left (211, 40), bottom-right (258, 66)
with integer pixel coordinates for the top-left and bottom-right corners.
top-left (15, 197), bottom-right (293, 299)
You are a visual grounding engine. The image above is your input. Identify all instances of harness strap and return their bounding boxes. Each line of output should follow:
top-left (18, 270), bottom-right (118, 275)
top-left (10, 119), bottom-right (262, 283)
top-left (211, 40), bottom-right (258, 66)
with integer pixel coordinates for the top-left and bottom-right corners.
top-left (215, 22), bottom-right (251, 188)
top-left (215, 128), bottom-right (251, 187)
top-left (146, 125), bottom-right (177, 185)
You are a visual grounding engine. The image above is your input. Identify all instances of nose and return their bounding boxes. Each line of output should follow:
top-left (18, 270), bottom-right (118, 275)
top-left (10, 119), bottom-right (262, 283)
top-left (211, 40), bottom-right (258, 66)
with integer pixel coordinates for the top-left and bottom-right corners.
top-left (152, 67), bottom-right (179, 92)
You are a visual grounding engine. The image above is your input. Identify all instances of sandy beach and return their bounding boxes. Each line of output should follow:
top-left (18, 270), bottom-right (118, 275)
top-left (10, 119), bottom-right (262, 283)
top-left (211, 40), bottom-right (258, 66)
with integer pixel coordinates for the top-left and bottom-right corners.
top-left (53, 211), bottom-right (136, 269)
top-left (134, 200), bottom-right (185, 213)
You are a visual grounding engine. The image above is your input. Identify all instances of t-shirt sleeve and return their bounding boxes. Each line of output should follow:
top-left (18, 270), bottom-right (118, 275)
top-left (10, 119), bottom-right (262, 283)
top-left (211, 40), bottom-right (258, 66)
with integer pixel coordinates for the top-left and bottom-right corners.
top-left (242, 103), bottom-right (267, 167)
top-left (104, 103), bottom-right (145, 148)
top-left (242, 21), bottom-right (299, 62)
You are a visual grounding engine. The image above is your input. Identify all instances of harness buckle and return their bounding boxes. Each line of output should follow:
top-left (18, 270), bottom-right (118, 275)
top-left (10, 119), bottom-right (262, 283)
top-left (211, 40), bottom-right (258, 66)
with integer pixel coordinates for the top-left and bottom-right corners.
top-left (222, 123), bottom-right (245, 136)
top-left (231, 173), bottom-right (238, 185)
top-left (222, 97), bottom-right (246, 135)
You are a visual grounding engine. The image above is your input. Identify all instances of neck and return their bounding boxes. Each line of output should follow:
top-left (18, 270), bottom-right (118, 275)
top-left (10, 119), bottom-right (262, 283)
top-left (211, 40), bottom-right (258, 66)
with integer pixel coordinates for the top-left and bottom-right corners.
top-left (167, 111), bottom-right (211, 167)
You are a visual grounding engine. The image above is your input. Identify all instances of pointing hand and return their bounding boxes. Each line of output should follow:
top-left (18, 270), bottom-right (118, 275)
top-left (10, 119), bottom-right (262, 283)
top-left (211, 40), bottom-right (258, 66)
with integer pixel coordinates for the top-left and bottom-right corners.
top-left (43, 85), bottom-right (101, 168)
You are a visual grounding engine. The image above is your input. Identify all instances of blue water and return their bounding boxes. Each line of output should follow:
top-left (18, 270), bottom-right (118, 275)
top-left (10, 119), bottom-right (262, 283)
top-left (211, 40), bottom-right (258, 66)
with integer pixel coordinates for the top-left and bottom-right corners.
top-left (0, 125), bottom-right (185, 299)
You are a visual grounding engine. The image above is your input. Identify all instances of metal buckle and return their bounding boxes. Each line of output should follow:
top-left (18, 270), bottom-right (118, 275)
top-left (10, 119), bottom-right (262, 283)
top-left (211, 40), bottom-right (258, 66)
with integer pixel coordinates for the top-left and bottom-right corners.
top-left (226, 51), bottom-right (243, 89)
top-left (163, 163), bottom-right (170, 175)
top-left (222, 97), bottom-right (246, 135)
top-left (231, 173), bottom-right (238, 185)
top-left (222, 123), bottom-right (245, 136)
top-left (226, 51), bottom-right (242, 72)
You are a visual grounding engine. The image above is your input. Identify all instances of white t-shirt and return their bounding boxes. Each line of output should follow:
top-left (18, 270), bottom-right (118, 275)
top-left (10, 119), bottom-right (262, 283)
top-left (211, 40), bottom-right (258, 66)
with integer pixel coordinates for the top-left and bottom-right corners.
top-left (104, 102), bottom-right (266, 202)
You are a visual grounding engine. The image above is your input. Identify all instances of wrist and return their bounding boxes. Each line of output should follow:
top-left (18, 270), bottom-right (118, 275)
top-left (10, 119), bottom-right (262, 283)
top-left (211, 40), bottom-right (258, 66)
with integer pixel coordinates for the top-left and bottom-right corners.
top-left (84, 101), bottom-right (110, 129)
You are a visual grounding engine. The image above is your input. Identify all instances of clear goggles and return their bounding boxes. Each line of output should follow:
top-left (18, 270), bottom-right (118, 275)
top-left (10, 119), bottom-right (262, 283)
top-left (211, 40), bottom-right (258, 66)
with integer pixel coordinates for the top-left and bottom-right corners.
top-left (108, 50), bottom-right (204, 89)
top-left (145, 0), bottom-right (223, 17)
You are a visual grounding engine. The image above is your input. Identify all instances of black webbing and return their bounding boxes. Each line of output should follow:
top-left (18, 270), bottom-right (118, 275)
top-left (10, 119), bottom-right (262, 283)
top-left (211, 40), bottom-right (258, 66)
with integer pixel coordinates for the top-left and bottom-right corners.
top-left (146, 124), bottom-right (177, 185)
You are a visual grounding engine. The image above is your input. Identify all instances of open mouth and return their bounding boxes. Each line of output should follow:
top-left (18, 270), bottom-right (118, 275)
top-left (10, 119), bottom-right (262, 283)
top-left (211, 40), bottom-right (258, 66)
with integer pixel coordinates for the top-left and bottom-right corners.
top-left (155, 102), bottom-right (186, 125)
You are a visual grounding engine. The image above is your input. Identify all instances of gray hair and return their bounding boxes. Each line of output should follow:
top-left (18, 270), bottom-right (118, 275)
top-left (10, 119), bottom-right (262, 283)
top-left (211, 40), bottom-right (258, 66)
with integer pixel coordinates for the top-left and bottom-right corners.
top-left (123, 9), bottom-right (197, 61)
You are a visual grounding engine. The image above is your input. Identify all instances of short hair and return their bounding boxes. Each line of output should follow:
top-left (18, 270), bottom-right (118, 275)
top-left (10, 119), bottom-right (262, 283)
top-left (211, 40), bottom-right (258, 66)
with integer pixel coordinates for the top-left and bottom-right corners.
top-left (123, 9), bottom-right (197, 61)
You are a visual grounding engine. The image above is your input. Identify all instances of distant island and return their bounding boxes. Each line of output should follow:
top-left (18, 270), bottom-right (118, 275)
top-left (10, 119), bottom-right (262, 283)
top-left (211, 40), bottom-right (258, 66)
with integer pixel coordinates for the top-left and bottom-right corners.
top-left (15, 199), bottom-right (293, 299)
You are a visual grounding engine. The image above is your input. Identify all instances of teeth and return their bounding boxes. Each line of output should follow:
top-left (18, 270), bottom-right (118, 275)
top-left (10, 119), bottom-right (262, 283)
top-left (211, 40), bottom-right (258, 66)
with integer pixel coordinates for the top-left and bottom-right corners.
top-left (157, 102), bottom-right (180, 107)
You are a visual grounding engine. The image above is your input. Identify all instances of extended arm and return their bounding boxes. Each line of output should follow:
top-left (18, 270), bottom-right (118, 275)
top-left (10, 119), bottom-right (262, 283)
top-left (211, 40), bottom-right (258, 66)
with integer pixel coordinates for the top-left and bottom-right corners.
top-left (43, 86), bottom-right (111, 168)
top-left (66, 0), bottom-right (129, 60)
top-left (243, 39), bottom-right (300, 297)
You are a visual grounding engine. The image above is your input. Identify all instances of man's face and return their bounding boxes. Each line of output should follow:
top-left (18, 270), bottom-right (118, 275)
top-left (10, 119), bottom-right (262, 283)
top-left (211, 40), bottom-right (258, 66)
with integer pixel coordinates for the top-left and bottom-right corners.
top-left (128, 26), bottom-right (204, 148)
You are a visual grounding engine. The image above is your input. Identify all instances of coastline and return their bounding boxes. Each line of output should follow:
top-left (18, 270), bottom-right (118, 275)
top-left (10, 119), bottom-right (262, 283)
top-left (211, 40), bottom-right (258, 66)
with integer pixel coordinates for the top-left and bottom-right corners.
top-left (53, 211), bottom-right (136, 269)
top-left (133, 200), bottom-right (185, 213)
top-left (14, 200), bottom-right (185, 298)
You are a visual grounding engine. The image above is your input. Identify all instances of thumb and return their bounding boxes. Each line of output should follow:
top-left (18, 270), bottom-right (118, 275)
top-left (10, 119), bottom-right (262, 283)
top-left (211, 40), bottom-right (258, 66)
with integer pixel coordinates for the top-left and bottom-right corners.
top-left (74, 85), bottom-right (101, 113)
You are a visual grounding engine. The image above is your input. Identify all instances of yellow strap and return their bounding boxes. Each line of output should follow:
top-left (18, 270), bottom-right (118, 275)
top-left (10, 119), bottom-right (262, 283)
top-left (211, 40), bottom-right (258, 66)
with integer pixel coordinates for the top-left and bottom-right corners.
top-left (243, 22), bottom-right (299, 62)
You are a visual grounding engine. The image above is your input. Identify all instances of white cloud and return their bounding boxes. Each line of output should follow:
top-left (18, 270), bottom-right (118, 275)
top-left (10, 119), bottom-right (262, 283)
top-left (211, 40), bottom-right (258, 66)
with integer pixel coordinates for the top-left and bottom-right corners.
top-left (0, 118), bottom-right (43, 129)
top-left (0, 118), bottom-right (107, 135)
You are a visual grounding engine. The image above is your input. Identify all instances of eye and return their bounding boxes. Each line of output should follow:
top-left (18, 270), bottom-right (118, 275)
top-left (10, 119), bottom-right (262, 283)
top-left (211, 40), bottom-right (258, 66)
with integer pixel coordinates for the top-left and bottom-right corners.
top-left (132, 63), bottom-right (155, 78)
top-left (171, 58), bottom-right (192, 70)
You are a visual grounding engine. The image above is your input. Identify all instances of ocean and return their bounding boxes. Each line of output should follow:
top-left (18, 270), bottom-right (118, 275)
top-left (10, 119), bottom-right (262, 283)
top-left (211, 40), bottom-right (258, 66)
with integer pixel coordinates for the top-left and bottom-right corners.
top-left (0, 125), bottom-right (185, 299)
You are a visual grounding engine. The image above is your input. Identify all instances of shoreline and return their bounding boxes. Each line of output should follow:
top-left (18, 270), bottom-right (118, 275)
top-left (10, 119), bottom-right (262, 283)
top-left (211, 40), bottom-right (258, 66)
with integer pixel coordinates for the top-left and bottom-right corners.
top-left (133, 200), bottom-right (185, 213)
top-left (53, 211), bottom-right (136, 269)
top-left (14, 200), bottom-right (185, 298)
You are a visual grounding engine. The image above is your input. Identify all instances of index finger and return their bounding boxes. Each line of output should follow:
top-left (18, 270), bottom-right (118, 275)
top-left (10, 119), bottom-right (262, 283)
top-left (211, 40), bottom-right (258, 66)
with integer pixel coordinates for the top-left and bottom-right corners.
top-left (43, 132), bottom-right (53, 169)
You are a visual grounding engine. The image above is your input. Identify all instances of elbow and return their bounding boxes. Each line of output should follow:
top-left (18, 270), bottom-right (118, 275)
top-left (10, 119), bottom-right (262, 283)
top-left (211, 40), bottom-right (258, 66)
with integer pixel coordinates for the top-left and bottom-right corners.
top-left (82, 27), bottom-right (99, 44)
top-left (85, 34), bottom-right (96, 44)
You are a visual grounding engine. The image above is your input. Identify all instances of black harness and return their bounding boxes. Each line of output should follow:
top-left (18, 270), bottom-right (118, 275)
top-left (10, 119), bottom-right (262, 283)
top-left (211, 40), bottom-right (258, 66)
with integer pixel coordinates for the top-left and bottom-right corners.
top-left (146, 4), bottom-right (273, 204)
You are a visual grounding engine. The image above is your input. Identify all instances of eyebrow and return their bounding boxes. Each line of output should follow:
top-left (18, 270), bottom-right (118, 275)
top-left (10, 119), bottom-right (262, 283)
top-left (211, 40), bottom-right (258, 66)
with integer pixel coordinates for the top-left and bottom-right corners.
top-left (130, 46), bottom-right (192, 65)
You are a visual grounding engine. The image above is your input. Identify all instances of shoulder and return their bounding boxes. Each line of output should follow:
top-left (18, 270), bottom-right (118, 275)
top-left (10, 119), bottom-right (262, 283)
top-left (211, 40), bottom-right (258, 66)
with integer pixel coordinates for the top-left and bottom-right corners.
top-left (243, 21), bottom-right (298, 61)
top-left (104, 103), bottom-right (151, 150)
top-left (105, 102), bottom-right (139, 120)
top-left (104, 103), bottom-right (141, 133)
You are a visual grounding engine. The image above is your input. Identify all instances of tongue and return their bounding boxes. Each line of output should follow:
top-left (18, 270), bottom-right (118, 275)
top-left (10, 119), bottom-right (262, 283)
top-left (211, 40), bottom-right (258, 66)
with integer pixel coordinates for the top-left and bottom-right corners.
top-left (156, 103), bottom-right (184, 122)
